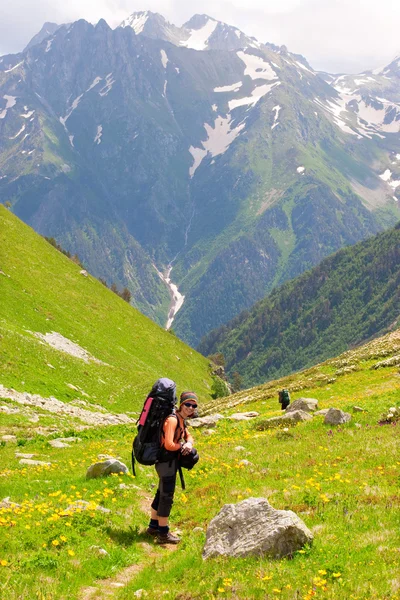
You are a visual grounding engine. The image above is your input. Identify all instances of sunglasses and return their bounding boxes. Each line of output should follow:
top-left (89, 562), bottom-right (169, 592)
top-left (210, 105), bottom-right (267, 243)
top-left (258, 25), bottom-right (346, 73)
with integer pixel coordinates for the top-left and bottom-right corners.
top-left (183, 402), bottom-right (197, 409)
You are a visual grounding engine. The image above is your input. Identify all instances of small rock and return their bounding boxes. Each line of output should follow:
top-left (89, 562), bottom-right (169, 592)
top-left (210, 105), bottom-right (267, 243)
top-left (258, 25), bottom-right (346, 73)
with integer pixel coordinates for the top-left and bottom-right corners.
top-left (47, 363), bottom-right (55, 369)
top-left (63, 500), bottom-right (111, 514)
top-left (355, 423), bottom-right (362, 428)
top-left (239, 460), bottom-right (253, 466)
top-left (29, 414), bottom-right (40, 423)
top-left (234, 446), bottom-right (246, 451)
top-left (134, 591), bottom-right (147, 598)
top-left (229, 412), bottom-right (259, 421)
top-left (352, 406), bottom-right (367, 413)
top-left (0, 497), bottom-right (21, 508)
top-left (90, 546), bottom-right (109, 557)
top-left (48, 440), bottom-right (70, 448)
top-left (2, 435), bottom-right (17, 442)
top-left (80, 270), bottom-right (88, 277)
top-left (193, 527), bottom-right (203, 533)
top-left (49, 437), bottom-right (82, 448)
top-left (314, 409), bottom-right (329, 416)
top-left (86, 459), bottom-right (129, 479)
top-left (19, 459), bottom-right (52, 466)
top-left (324, 408), bottom-right (351, 425)
top-left (15, 453), bottom-right (35, 459)
top-left (0, 405), bottom-right (20, 414)
top-left (202, 429), bottom-right (216, 435)
top-left (67, 383), bottom-right (79, 391)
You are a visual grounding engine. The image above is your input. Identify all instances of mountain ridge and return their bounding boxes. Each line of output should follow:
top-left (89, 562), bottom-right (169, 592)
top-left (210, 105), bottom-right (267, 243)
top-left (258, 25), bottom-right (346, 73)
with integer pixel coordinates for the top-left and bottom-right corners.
top-left (1, 13), bottom-right (400, 341)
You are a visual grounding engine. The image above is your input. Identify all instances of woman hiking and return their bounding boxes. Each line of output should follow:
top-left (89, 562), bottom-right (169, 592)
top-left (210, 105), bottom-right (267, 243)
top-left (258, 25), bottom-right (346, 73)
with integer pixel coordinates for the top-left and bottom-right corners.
top-left (147, 391), bottom-right (198, 544)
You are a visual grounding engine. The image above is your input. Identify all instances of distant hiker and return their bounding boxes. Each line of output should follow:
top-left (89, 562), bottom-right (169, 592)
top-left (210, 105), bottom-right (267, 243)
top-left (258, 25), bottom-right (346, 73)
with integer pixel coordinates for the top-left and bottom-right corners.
top-left (279, 389), bottom-right (290, 410)
top-left (147, 390), bottom-right (198, 544)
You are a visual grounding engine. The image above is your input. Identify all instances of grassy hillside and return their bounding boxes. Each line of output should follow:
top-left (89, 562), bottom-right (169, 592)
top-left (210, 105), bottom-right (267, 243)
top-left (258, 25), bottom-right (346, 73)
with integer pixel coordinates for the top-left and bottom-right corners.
top-left (0, 205), bottom-right (216, 411)
top-left (199, 222), bottom-right (400, 387)
top-left (1, 325), bottom-right (399, 598)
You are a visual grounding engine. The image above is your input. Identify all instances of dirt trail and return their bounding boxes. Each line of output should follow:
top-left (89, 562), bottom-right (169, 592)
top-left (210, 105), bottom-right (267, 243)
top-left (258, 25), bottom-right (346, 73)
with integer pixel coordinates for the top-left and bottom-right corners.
top-left (79, 490), bottom-right (178, 600)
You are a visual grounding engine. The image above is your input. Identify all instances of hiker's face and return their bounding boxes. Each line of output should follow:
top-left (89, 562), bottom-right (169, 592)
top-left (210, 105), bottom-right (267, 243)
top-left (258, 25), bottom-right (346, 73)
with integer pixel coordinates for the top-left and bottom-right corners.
top-left (181, 402), bottom-right (197, 417)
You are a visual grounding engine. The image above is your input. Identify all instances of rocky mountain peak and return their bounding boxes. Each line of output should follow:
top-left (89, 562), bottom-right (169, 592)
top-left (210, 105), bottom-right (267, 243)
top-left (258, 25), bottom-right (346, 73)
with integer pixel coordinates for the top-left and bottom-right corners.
top-left (24, 22), bottom-right (61, 51)
top-left (183, 14), bottom-right (216, 30)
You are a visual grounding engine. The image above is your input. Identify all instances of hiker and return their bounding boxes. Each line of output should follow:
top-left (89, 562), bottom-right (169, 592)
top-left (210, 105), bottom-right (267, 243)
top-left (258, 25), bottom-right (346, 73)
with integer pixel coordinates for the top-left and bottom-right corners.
top-left (147, 391), bottom-right (198, 544)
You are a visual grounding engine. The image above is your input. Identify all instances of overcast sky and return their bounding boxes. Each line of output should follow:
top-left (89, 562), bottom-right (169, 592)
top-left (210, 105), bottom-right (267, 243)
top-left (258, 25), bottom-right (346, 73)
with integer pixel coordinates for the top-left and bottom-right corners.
top-left (1, 0), bottom-right (399, 73)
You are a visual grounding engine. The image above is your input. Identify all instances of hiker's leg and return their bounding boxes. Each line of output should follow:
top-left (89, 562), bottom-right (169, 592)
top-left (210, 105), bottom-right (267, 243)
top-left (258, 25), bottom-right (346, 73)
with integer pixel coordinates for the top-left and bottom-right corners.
top-left (155, 460), bottom-right (177, 522)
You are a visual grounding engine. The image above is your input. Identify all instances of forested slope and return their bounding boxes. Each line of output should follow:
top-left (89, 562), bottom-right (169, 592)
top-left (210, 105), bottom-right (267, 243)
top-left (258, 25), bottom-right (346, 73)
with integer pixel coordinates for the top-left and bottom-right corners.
top-left (198, 223), bottom-right (400, 386)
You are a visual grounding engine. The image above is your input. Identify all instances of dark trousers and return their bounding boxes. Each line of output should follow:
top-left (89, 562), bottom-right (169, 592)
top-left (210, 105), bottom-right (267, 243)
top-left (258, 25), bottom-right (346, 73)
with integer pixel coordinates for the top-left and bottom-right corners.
top-left (151, 458), bottom-right (178, 518)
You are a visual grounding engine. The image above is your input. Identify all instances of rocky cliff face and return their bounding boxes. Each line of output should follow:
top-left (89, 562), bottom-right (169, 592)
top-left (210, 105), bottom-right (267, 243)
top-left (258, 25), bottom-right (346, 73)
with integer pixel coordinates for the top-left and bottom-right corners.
top-left (1, 13), bottom-right (399, 337)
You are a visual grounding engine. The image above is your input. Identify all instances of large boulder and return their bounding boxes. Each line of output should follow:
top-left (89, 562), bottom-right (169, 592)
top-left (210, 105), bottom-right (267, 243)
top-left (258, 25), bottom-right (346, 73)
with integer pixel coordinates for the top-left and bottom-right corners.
top-left (188, 414), bottom-right (224, 428)
top-left (86, 459), bottom-right (128, 479)
top-left (203, 497), bottom-right (313, 559)
top-left (257, 410), bottom-right (313, 429)
top-left (324, 408), bottom-right (351, 425)
top-left (286, 398), bottom-right (318, 413)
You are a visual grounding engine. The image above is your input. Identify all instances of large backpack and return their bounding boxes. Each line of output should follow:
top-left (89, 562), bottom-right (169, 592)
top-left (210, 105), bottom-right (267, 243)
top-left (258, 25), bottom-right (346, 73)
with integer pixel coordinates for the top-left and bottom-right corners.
top-left (278, 389), bottom-right (291, 410)
top-left (131, 378), bottom-right (177, 476)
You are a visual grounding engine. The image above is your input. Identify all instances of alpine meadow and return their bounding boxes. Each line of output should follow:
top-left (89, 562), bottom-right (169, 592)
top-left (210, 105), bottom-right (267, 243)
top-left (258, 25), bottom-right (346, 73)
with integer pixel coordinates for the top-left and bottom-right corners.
top-left (1, 6), bottom-right (400, 600)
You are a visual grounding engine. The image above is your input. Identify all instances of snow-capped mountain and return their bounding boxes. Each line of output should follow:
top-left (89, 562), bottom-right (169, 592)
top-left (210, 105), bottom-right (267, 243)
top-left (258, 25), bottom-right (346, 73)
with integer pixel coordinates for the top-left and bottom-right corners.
top-left (1, 14), bottom-right (399, 344)
top-left (119, 11), bottom-right (260, 51)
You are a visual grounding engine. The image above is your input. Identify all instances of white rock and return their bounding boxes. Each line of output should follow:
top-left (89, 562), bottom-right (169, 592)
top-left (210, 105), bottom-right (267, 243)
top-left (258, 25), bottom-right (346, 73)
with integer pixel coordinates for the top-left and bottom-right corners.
top-left (203, 497), bottom-right (313, 559)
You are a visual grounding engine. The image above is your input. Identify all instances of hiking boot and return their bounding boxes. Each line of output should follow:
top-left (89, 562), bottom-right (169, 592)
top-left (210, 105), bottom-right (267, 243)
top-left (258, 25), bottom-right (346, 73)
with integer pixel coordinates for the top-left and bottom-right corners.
top-left (156, 531), bottom-right (181, 545)
top-left (146, 527), bottom-right (159, 537)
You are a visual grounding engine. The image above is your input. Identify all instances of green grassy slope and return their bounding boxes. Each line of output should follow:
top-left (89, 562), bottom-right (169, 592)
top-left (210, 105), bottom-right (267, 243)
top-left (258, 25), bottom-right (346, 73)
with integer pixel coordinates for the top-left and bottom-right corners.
top-left (0, 205), bottom-right (215, 410)
top-left (0, 326), bottom-right (399, 599)
top-left (199, 222), bottom-right (400, 387)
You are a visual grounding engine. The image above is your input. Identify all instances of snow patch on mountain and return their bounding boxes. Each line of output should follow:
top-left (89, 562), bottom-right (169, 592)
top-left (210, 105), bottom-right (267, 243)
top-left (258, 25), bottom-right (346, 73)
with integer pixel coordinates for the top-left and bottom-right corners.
top-left (4, 61), bottom-right (24, 73)
top-left (0, 95), bottom-right (17, 119)
top-left (21, 110), bottom-right (35, 119)
top-left (86, 77), bottom-right (102, 92)
top-left (189, 115), bottom-right (245, 177)
top-left (9, 124), bottom-right (25, 139)
top-left (121, 11), bottom-right (149, 34)
top-left (237, 51), bottom-right (277, 81)
top-left (271, 105), bottom-right (281, 129)
top-left (60, 93), bottom-right (83, 127)
top-left (229, 81), bottom-right (280, 111)
top-left (180, 18), bottom-right (217, 50)
top-left (160, 49), bottom-right (169, 69)
top-left (214, 82), bottom-right (242, 93)
top-left (45, 39), bottom-right (53, 53)
top-left (379, 168), bottom-right (400, 188)
top-left (94, 125), bottom-right (102, 145)
top-left (297, 166), bottom-right (305, 174)
top-left (295, 60), bottom-right (315, 75)
top-left (99, 73), bottom-right (115, 97)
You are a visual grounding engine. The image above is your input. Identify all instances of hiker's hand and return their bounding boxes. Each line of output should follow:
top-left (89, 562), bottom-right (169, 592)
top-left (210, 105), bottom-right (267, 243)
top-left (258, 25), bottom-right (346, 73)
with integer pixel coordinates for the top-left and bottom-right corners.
top-left (181, 442), bottom-right (192, 455)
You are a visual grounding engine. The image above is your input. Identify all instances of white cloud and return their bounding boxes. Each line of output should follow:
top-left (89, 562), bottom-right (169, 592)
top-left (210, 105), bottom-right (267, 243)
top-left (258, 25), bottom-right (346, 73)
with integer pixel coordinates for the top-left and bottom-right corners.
top-left (0, 0), bottom-right (399, 73)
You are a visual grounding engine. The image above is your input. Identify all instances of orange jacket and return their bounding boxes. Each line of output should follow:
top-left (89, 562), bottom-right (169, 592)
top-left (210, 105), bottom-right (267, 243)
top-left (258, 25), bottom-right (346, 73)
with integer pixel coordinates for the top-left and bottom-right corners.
top-left (162, 412), bottom-right (194, 452)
